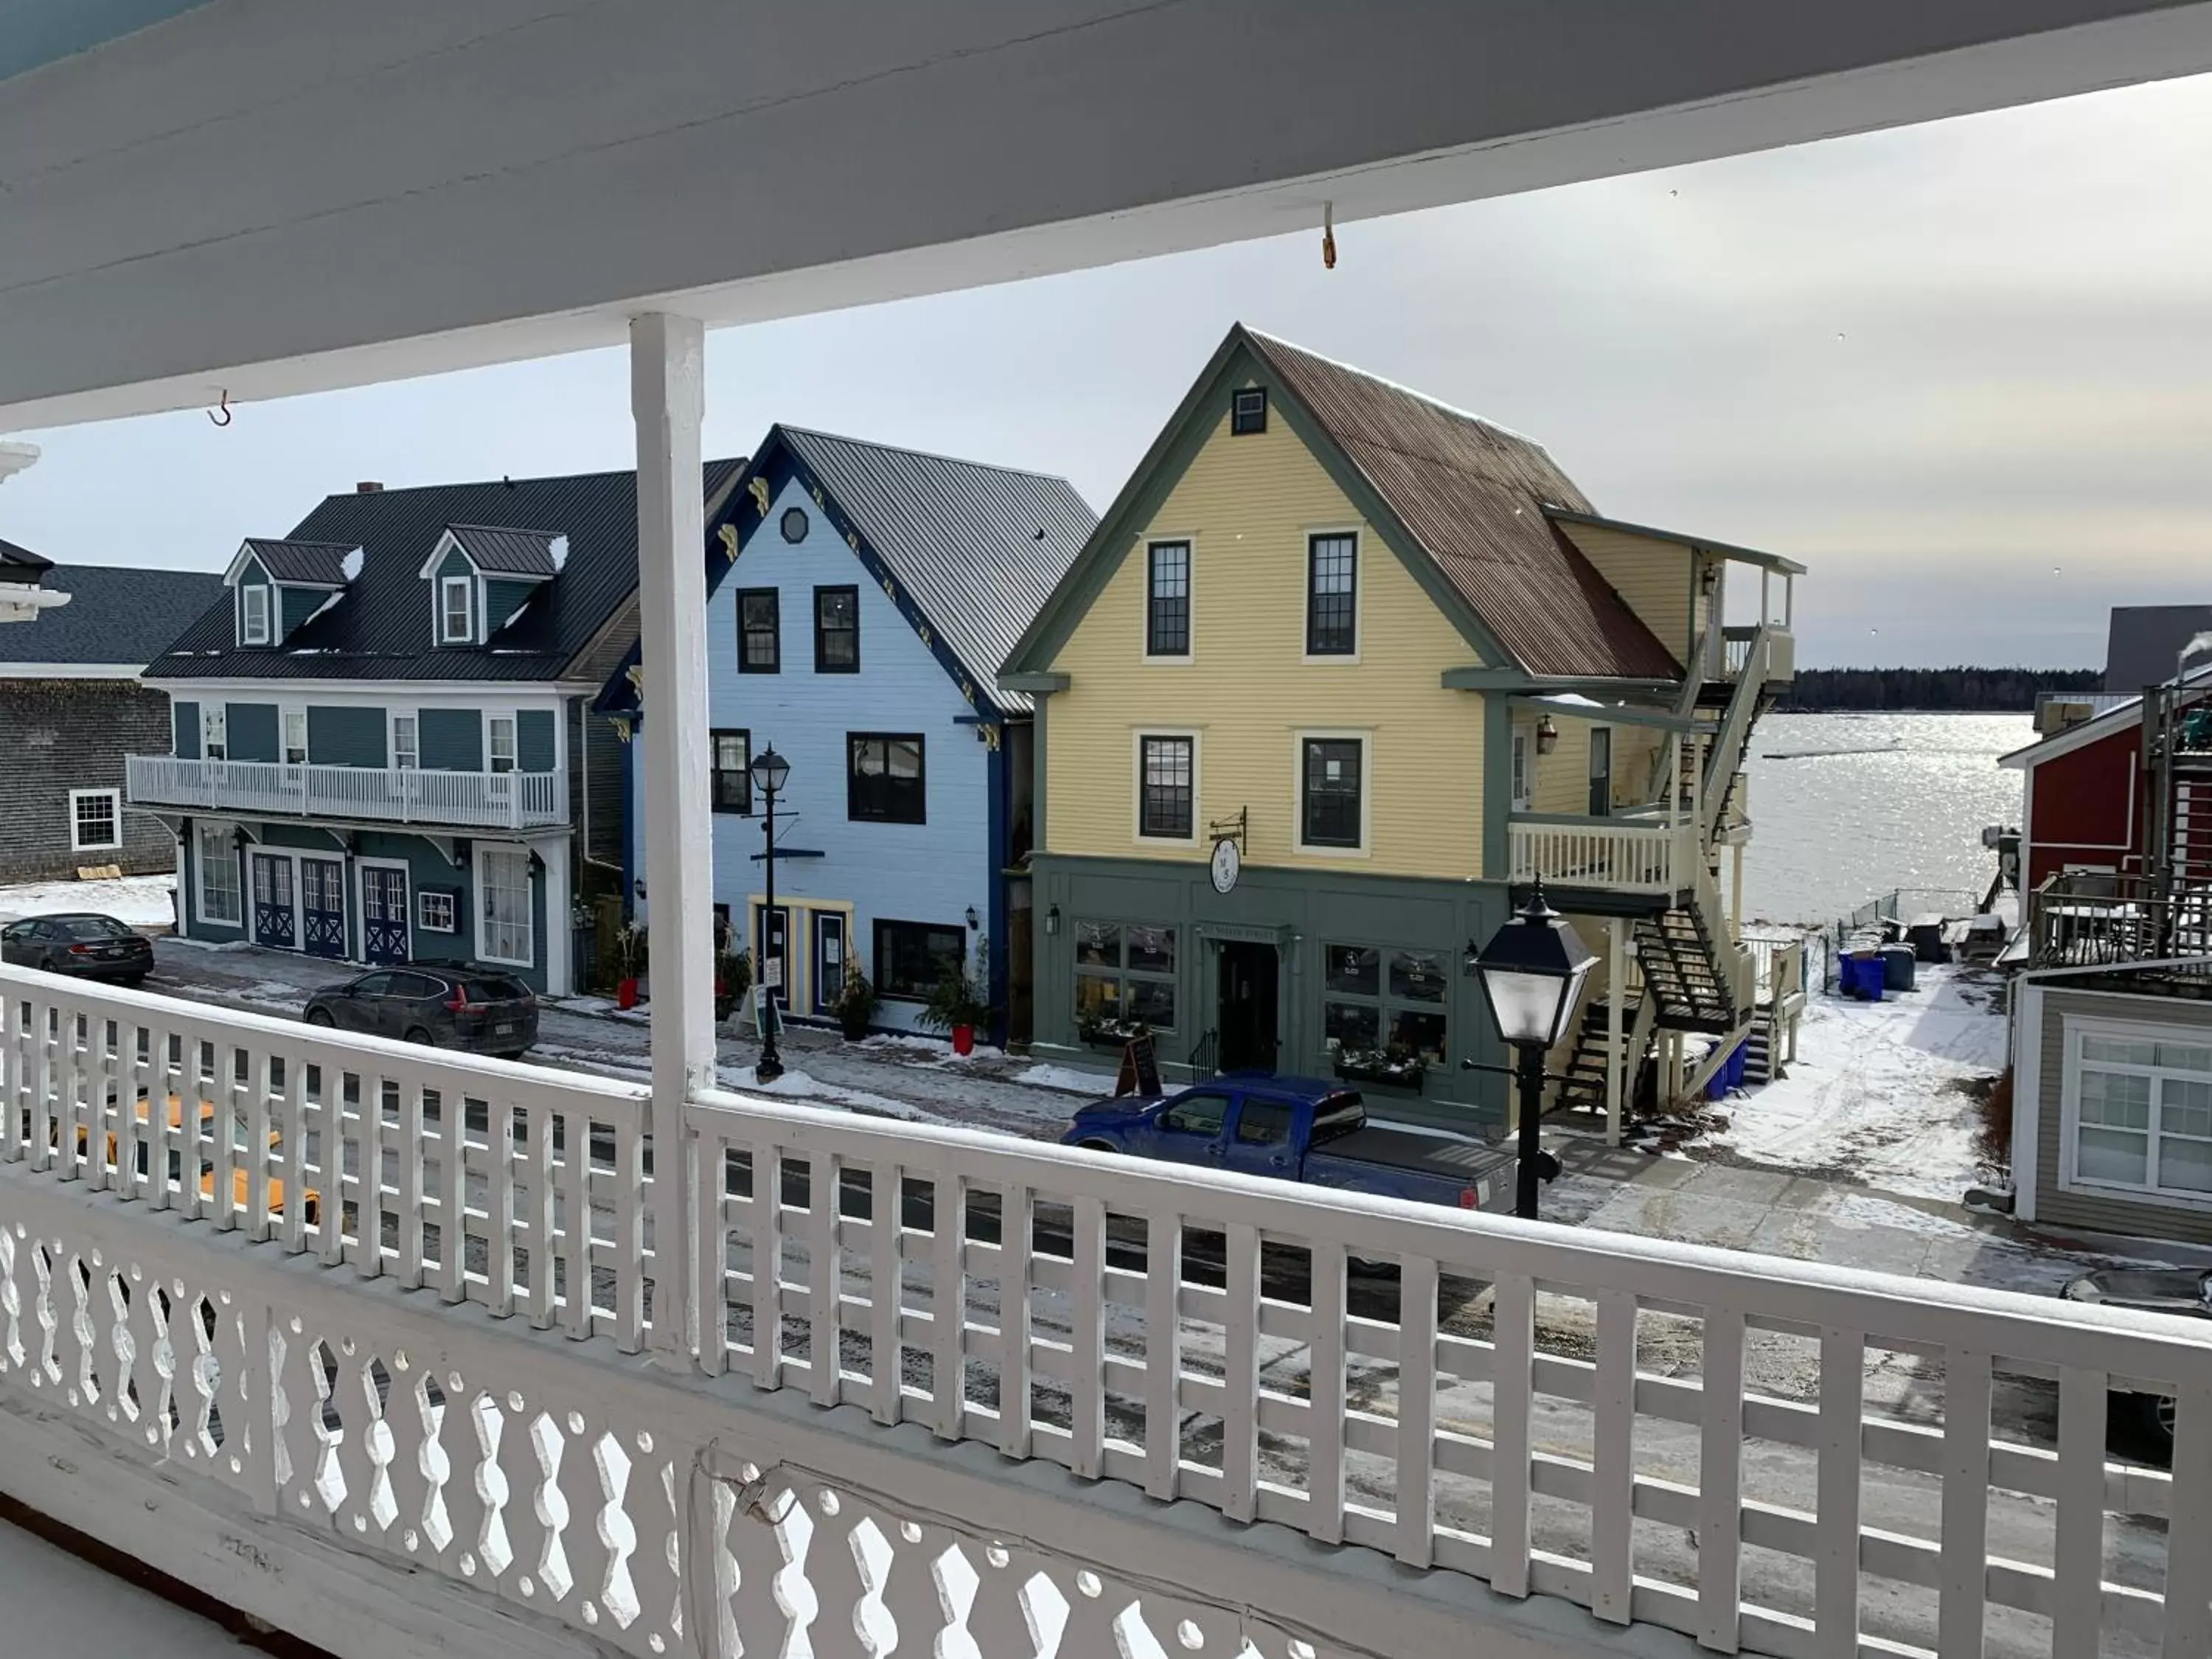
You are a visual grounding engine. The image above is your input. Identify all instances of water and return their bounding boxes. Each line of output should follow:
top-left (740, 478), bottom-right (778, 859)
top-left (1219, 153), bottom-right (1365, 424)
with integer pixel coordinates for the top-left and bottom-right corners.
top-left (1738, 712), bottom-right (2028, 926)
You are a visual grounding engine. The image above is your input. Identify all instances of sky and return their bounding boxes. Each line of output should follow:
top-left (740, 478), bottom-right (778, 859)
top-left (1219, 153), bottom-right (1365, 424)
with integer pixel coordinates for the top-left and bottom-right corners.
top-left (5, 72), bottom-right (2212, 670)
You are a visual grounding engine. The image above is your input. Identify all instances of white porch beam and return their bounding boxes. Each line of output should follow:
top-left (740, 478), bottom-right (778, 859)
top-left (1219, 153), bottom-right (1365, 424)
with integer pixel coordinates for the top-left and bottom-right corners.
top-left (1605, 918), bottom-right (1626, 1147)
top-left (631, 311), bottom-right (709, 1363)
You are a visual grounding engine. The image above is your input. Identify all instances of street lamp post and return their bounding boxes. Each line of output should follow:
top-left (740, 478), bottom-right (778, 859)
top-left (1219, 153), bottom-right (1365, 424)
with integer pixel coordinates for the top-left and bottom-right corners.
top-left (748, 744), bottom-right (791, 1084)
top-left (1469, 880), bottom-right (1595, 1220)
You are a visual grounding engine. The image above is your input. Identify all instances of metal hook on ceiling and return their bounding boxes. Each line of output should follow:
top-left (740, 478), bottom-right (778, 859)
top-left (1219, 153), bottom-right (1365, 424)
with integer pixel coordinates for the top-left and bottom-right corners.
top-left (1321, 201), bottom-right (1337, 271)
top-left (207, 389), bottom-right (232, 428)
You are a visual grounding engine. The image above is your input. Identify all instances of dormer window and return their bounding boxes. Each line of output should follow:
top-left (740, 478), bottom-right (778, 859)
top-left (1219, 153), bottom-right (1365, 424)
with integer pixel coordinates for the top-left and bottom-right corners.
top-left (222, 538), bottom-right (356, 649)
top-left (440, 575), bottom-right (474, 644)
top-left (240, 583), bottom-right (271, 644)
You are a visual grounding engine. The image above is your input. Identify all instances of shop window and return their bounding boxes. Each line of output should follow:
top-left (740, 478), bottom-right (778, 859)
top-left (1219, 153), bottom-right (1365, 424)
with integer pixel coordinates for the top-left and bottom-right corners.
top-left (874, 918), bottom-right (965, 1001)
top-left (1074, 920), bottom-right (1177, 1040)
top-left (1324, 942), bottom-right (1448, 1079)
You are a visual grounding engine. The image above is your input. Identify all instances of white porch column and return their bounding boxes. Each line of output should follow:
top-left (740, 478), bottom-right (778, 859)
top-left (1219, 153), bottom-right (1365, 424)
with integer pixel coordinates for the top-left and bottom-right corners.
top-left (633, 312), bottom-right (710, 1364)
top-left (1604, 917), bottom-right (1626, 1147)
top-left (540, 835), bottom-right (573, 997)
top-left (1730, 841), bottom-right (1746, 942)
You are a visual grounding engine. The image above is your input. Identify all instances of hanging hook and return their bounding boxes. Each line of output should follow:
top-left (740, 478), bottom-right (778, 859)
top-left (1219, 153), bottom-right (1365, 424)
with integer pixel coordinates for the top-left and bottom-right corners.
top-left (1321, 201), bottom-right (1337, 271)
top-left (207, 389), bottom-right (232, 428)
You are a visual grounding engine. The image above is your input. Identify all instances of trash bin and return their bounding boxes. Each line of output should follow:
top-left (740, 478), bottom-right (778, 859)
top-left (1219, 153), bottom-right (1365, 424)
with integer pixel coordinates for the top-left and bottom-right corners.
top-left (1705, 1041), bottom-right (1745, 1099)
top-left (1881, 944), bottom-right (1917, 992)
top-left (1841, 952), bottom-right (1884, 1001)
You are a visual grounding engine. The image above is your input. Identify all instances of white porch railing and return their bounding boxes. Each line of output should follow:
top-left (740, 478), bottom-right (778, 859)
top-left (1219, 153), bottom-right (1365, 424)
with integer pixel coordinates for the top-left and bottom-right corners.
top-left (126, 754), bottom-right (568, 831)
top-left (1509, 816), bottom-right (1697, 894)
top-left (1722, 624), bottom-right (1795, 684)
top-left (8, 964), bottom-right (2212, 1658)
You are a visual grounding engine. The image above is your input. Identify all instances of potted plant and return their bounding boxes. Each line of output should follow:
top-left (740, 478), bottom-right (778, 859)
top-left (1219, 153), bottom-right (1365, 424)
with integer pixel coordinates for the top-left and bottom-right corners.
top-left (828, 961), bottom-right (877, 1041)
top-left (1332, 1042), bottom-right (1427, 1092)
top-left (611, 923), bottom-right (650, 1010)
top-left (919, 941), bottom-right (994, 1056)
top-left (1079, 1014), bottom-right (1148, 1048)
top-left (714, 944), bottom-right (752, 1023)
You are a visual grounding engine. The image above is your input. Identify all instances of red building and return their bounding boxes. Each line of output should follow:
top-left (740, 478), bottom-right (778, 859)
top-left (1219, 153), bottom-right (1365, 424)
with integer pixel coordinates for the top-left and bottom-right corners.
top-left (2001, 698), bottom-right (2149, 890)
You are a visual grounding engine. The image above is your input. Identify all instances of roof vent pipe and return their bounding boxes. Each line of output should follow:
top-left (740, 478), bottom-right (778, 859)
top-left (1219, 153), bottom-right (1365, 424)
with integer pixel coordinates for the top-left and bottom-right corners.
top-left (356, 481), bottom-right (383, 493)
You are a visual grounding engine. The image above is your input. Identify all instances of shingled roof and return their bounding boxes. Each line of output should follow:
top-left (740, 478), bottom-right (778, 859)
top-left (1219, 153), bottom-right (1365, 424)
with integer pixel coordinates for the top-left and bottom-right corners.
top-left (0, 564), bottom-right (224, 669)
top-left (0, 535), bottom-right (52, 579)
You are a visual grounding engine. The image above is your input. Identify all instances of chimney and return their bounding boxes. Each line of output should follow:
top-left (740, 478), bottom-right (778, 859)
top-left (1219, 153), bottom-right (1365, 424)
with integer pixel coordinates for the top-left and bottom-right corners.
top-left (356, 481), bottom-right (383, 494)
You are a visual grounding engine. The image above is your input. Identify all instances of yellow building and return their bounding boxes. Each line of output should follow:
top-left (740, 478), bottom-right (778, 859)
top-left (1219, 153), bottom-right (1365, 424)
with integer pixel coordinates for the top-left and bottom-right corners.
top-left (1003, 326), bottom-right (1801, 1133)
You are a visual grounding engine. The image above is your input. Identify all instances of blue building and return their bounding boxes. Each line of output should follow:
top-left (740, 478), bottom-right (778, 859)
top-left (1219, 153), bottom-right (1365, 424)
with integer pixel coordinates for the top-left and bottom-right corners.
top-left (129, 463), bottom-right (744, 993)
top-left (602, 427), bottom-right (1093, 1038)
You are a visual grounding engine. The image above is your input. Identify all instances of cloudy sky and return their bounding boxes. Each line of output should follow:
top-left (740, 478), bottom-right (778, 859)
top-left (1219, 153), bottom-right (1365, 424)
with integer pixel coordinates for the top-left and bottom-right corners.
top-left (6, 71), bottom-right (2211, 669)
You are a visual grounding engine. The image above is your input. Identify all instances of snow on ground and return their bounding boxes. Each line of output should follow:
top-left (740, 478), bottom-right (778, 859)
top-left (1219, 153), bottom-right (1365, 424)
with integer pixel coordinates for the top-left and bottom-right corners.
top-left (1701, 961), bottom-right (2006, 1201)
top-left (716, 1064), bottom-right (936, 1121)
top-left (0, 873), bottom-right (177, 928)
top-left (1015, 1062), bottom-right (1110, 1095)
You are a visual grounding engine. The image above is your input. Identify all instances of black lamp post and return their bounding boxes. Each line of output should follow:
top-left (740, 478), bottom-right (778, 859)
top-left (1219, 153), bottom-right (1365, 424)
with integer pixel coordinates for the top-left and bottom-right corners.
top-left (748, 744), bottom-right (791, 1083)
top-left (1470, 880), bottom-right (1594, 1219)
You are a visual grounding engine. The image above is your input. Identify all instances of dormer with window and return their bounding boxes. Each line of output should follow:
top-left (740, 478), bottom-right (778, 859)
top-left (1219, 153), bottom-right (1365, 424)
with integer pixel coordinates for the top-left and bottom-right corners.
top-left (221, 538), bottom-right (361, 649)
top-left (419, 525), bottom-right (567, 647)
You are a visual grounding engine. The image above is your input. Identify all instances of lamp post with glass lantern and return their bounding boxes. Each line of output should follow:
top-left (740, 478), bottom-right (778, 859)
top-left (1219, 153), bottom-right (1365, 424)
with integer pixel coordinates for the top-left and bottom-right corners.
top-left (748, 744), bottom-right (790, 1083)
top-left (1469, 880), bottom-right (1595, 1219)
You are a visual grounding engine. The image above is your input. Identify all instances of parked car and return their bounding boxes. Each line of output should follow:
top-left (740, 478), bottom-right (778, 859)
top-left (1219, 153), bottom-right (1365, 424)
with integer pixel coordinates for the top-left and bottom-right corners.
top-left (1062, 1072), bottom-right (1521, 1216)
top-left (0, 912), bottom-right (154, 985)
top-left (302, 964), bottom-right (538, 1059)
top-left (61, 1091), bottom-right (319, 1225)
top-left (2063, 1267), bottom-right (2208, 1461)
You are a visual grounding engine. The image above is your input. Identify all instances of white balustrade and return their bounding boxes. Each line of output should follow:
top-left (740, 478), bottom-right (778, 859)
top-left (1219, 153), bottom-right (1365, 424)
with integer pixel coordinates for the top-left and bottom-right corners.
top-left (1509, 818), bottom-right (1695, 894)
top-left (126, 754), bottom-right (567, 830)
top-left (7, 962), bottom-right (2212, 1658)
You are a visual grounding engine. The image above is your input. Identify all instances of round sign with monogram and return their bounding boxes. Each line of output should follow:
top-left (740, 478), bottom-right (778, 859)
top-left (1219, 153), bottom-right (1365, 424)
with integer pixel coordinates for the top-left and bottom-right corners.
top-left (1209, 836), bottom-right (1241, 894)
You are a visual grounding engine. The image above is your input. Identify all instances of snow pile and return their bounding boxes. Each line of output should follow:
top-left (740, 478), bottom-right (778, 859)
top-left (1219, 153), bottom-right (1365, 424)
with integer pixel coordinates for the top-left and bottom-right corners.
top-left (718, 1065), bottom-right (939, 1122)
top-left (0, 874), bottom-right (178, 928)
top-left (1705, 963), bottom-right (2006, 1201)
top-left (1016, 1063), bottom-right (1110, 1096)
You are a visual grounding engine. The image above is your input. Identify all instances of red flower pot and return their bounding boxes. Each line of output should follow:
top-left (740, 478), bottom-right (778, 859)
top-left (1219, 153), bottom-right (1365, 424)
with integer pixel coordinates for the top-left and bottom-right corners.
top-left (617, 978), bottom-right (639, 1010)
top-left (951, 1023), bottom-right (975, 1056)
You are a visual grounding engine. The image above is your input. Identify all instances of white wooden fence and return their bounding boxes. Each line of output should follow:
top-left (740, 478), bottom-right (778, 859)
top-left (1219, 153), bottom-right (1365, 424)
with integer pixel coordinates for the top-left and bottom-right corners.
top-left (7, 964), bottom-right (2212, 1658)
top-left (126, 754), bottom-right (568, 830)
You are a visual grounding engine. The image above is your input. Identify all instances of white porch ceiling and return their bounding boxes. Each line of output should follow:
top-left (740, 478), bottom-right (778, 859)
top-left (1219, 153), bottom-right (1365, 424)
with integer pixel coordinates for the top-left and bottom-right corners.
top-left (6, 0), bottom-right (2212, 430)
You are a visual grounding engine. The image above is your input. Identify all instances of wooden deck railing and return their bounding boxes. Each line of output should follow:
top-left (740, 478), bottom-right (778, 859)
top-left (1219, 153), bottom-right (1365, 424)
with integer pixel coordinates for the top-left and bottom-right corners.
top-left (127, 754), bottom-right (568, 830)
top-left (2028, 872), bottom-right (2212, 967)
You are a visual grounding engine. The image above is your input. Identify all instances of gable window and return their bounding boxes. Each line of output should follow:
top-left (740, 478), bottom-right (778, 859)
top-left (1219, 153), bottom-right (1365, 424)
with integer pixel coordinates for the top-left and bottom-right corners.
top-left (848, 733), bottom-right (925, 824)
top-left (202, 706), bottom-right (228, 761)
top-left (814, 585), bottom-right (860, 673)
top-left (2067, 1028), bottom-right (2212, 1203)
top-left (391, 714), bottom-right (420, 771)
top-left (1231, 386), bottom-right (1268, 436)
top-left (439, 575), bottom-right (474, 644)
top-left (195, 823), bottom-right (241, 926)
top-left (282, 709), bottom-right (308, 765)
top-left (1137, 734), bottom-right (1195, 841)
top-left (1145, 540), bottom-right (1191, 658)
top-left (711, 728), bottom-right (751, 813)
top-left (69, 789), bottom-right (121, 852)
top-left (737, 588), bottom-right (780, 672)
top-left (487, 715), bottom-right (518, 775)
top-left (1306, 532), bottom-right (1357, 656)
top-left (873, 919), bottom-right (966, 1002)
top-left (240, 584), bottom-right (271, 645)
top-left (1300, 734), bottom-right (1366, 851)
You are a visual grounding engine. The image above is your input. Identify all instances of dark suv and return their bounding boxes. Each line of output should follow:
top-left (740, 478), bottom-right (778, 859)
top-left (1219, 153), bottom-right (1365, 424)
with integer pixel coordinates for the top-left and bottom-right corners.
top-left (303, 964), bottom-right (538, 1059)
top-left (0, 913), bottom-right (155, 985)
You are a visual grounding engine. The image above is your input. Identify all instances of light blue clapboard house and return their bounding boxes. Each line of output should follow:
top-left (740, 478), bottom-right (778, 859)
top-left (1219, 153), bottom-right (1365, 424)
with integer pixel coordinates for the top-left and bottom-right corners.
top-left (600, 427), bottom-right (1093, 1038)
top-left (128, 463), bottom-right (742, 993)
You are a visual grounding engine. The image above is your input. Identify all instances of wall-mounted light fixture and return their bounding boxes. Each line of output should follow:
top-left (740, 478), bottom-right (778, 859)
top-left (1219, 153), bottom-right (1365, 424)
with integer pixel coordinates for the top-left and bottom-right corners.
top-left (966, 905), bottom-right (980, 931)
top-left (1535, 714), bottom-right (1560, 756)
top-left (1045, 905), bottom-right (1061, 936)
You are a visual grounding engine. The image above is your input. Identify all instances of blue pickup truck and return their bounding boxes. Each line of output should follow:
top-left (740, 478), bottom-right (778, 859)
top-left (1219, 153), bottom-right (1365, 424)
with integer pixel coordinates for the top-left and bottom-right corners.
top-left (1062, 1072), bottom-right (1520, 1214)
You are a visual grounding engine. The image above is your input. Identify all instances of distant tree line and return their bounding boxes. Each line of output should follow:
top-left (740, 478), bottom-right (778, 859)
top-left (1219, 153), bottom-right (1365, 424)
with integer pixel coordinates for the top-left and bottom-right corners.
top-left (1775, 667), bottom-right (2101, 712)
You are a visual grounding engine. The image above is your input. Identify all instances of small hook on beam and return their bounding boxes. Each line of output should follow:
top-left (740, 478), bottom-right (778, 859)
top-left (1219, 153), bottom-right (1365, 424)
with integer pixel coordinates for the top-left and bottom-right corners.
top-left (207, 389), bottom-right (233, 428)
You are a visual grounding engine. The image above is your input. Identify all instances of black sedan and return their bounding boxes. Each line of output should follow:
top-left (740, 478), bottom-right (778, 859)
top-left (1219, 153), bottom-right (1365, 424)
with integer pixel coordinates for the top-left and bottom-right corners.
top-left (0, 913), bottom-right (155, 985)
top-left (303, 964), bottom-right (538, 1059)
top-left (2064, 1267), bottom-right (2212, 1460)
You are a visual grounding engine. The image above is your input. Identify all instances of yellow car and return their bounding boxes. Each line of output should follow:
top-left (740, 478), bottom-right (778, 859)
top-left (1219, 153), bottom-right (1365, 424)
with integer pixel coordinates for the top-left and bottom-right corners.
top-left (66, 1093), bottom-right (320, 1225)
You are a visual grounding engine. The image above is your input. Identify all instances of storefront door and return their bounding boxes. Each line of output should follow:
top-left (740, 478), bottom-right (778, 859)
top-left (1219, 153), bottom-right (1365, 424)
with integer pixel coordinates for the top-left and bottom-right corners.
top-left (300, 858), bottom-right (347, 958)
top-left (251, 852), bottom-right (296, 949)
top-left (1217, 941), bottom-right (1280, 1074)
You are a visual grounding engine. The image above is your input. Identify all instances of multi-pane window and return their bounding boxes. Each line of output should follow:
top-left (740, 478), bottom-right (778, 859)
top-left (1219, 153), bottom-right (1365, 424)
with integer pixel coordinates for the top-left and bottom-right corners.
top-left (283, 709), bottom-right (308, 765)
top-left (440, 576), bottom-right (473, 643)
top-left (814, 585), bottom-right (859, 672)
top-left (392, 714), bottom-right (420, 771)
top-left (1324, 944), bottom-right (1449, 1068)
top-left (1300, 736), bottom-right (1364, 849)
top-left (417, 889), bottom-right (456, 934)
top-left (240, 584), bottom-right (271, 644)
top-left (478, 847), bottom-right (533, 966)
top-left (1138, 735), bottom-right (1194, 839)
top-left (202, 706), bottom-right (228, 761)
top-left (1146, 540), bottom-right (1191, 656)
top-left (1511, 729), bottom-right (1531, 810)
top-left (69, 790), bottom-right (119, 852)
top-left (1074, 922), bottom-right (1178, 1037)
top-left (197, 824), bottom-right (240, 925)
top-left (710, 728), bottom-right (751, 813)
top-left (2071, 1031), bottom-right (2212, 1199)
top-left (874, 919), bottom-right (966, 1001)
top-left (848, 733), bottom-right (925, 824)
top-left (737, 588), bottom-right (780, 672)
top-left (1306, 533), bottom-right (1357, 655)
top-left (1231, 386), bottom-right (1267, 436)
top-left (487, 715), bottom-right (518, 774)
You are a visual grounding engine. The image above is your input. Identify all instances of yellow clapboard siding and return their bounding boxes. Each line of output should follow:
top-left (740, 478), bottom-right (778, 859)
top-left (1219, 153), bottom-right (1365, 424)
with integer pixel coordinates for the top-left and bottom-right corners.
top-left (1519, 713), bottom-right (1665, 816)
top-left (1046, 405), bottom-right (1483, 882)
top-left (1556, 521), bottom-right (1700, 667)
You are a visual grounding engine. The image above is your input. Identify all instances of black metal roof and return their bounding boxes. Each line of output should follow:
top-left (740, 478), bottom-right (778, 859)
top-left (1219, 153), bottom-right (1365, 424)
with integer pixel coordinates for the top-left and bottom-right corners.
top-left (0, 535), bottom-right (52, 578)
top-left (777, 427), bottom-right (1095, 711)
top-left (152, 462), bottom-right (744, 683)
top-left (239, 538), bottom-right (358, 585)
top-left (447, 524), bottom-right (560, 576)
top-left (0, 564), bottom-right (224, 668)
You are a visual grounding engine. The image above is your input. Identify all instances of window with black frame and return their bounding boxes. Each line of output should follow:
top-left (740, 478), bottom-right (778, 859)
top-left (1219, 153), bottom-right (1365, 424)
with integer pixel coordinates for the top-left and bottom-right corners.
top-left (848, 732), bottom-right (925, 824)
top-left (1074, 921), bottom-right (1178, 1041)
top-left (1146, 540), bottom-right (1190, 656)
top-left (1306, 532), bottom-right (1357, 655)
top-left (737, 588), bottom-right (779, 672)
top-left (813, 585), bottom-right (859, 672)
top-left (874, 919), bottom-right (965, 1001)
top-left (709, 728), bottom-right (751, 813)
top-left (1300, 736), bottom-right (1363, 849)
top-left (1138, 734), bottom-right (1194, 838)
top-left (1323, 943), bottom-right (1447, 1083)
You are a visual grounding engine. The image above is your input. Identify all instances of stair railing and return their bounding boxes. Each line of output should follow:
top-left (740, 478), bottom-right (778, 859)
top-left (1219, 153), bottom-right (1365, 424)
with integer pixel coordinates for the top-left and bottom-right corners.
top-left (1644, 601), bottom-right (1728, 805)
top-left (1702, 623), bottom-right (1773, 844)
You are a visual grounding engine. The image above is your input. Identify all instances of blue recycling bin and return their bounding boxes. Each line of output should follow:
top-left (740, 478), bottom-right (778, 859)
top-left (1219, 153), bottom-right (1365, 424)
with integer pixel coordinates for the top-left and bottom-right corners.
top-left (1840, 953), bottom-right (1885, 1001)
top-left (1705, 1040), bottom-right (1747, 1099)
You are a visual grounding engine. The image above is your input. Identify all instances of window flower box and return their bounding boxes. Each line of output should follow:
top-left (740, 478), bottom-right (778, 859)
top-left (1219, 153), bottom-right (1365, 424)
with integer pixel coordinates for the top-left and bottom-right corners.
top-left (1080, 1017), bottom-right (1149, 1050)
top-left (1333, 1048), bottom-right (1427, 1091)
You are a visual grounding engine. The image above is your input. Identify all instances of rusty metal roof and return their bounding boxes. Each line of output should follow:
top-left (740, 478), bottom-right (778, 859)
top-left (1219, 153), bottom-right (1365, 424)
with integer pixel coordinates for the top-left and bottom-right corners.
top-left (1246, 331), bottom-right (1680, 681)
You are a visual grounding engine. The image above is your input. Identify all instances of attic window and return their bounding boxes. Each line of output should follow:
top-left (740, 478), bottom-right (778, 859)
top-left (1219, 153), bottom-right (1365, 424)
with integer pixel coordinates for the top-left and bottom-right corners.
top-left (440, 575), bottom-right (474, 644)
top-left (1231, 387), bottom-right (1267, 436)
top-left (240, 584), bottom-right (271, 645)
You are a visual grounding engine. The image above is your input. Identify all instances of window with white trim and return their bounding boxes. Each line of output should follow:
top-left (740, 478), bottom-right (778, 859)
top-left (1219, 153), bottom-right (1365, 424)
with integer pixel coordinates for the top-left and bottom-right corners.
top-left (392, 714), bottom-right (420, 771)
top-left (202, 705), bottom-right (228, 761)
top-left (69, 790), bottom-right (120, 852)
top-left (488, 714), bottom-right (518, 775)
top-left (240, 583), bottom-right (271, 645)
top-left (2068, 1029), bottom-right (2212, 1201)
top-left (1511, 728), bottom-right (1531, 811)
top-left (440, 575), bottom-right (474, 644)
top-left (282, 708), bottom-right (308, 765)
top-left (196, 823), bottom-right (241, 925)
top-left (417, 889), bottom-right (456, 934)
top-left (477, 847), bottom-right (533, 967)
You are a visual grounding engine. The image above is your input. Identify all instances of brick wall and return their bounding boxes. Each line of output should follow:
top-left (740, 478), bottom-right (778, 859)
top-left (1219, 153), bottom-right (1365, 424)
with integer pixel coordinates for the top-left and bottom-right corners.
top-left (0, 679), bottom-right (176, 883)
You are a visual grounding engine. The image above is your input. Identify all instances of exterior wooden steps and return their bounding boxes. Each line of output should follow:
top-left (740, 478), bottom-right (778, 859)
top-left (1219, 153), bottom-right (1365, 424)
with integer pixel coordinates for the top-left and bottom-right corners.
top-left (1632, 904), bottom-right (1739, 1034)
top-left (1551, 998), bottom-right (1649, 1118)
